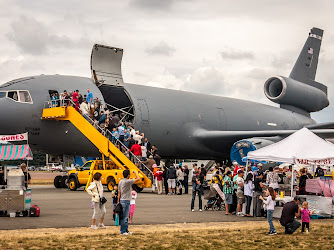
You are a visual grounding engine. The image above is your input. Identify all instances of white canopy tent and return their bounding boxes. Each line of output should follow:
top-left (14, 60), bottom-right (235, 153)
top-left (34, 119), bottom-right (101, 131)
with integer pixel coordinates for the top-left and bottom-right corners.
top-left (247, 127), bottom-right (334, 165)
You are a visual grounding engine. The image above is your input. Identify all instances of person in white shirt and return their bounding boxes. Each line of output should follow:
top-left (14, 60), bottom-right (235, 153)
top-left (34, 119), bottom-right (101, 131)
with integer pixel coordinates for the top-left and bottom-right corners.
top-left (236, 170), bottom-right (245, 216)
top-left (133, 131), bottom-right (142, 144)
top-left (129, 188), bottom-right (137, 224)
top-left (244, 173), bottom-right (255, 217)
top-left (176, 166), bottom-right (185, 195)
top-left (86, 172), bottom-right (106, 229)
top-left (141, 143), bottom-right (147, 161)
top-left (259, 187), bottom-right (277, 235)
top-left (80, 99), bottom-right (90, 120)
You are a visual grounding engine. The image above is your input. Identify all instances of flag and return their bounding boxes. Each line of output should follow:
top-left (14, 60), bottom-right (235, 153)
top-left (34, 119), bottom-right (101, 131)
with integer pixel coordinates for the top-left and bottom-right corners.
top-left (308, 47), bottom-right (313, 55)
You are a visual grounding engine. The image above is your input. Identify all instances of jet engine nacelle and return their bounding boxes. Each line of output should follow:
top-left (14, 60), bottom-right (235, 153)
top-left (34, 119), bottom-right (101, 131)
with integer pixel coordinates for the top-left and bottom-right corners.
top-left (264, 76), bottom-right (329, 112)
top-left (230, 138), bottom-right (275, 165)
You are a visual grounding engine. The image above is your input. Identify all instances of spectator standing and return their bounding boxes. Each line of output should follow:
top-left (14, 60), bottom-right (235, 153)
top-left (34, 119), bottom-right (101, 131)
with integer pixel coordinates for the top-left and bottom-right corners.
top-left (167, 165), bottom-right (177, 195)
top-left (183, 165), bottom-right (189, 194)
top-left (72, 90), bottom-right (80, 111)
top-left (133, 131), bottom-right (142, 144)
top-left (111, 184), bottom-right (118, 212)
top-left (253, 172), bottom-right (265, 217)
top-left (176, 166), bottom-right (184, 195)
top-left (191, 168), bottom-right (204, 211)
top-left (210, 171), bottom-right (225, 200)
top-left (223, 171), bottom-right (233, 215)
top-left (129, 188), bottom-right (137, 224)
top-left (118, 125), bottom-right (125, 144)
top-left (111, 114), bottom-right (121, 129)
top-left (20, 163), bottom-right (31, 189)
top-left (154, 154), bottom-right (161, 166)
top-left (144, 138), bottom-right (151, 154)
top-left (118, 170), bottom-right (140, 235)
top-left (266, 167), bottom-right (281, 193)
top-left (154, 166), bottom-right (164, 195)
top-left (93, 103), bottom-right (100, 121)
top-left (244, 172), bottom-right (254, 217)
top-left (259, 187), bottom-right (277, 235)
top-left (141, 155), bottom-right (156, 172)
top-left (298, 168), bottom-right (309, 195)
top-left (163, 166), bottom-right (169, 195)
top-left (141, 143), bottom-right (147, 162)
top-left (236, 170), bottom-right (245, 216)
top-left (86, 172), bottom-right (106, 229)
top-left (123, 129), bottom-right (130, 149)
top-left (232, 161), bottom-right (240, 177)
top-left (315, 165), bottom-right (324, 177)
top-left (280, 196), bottom-right (302, 234)
top-left (130, 141), bottom-right (142, 166)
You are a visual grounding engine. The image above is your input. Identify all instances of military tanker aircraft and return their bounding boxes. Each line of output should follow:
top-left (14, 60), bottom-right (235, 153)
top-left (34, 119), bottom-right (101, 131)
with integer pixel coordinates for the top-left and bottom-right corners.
top-left (0, 27), bottom-right (333, 163)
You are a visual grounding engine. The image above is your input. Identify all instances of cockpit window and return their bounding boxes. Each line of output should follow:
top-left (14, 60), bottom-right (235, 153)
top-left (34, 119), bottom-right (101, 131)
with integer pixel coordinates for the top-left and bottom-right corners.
top-left (19, 91), bottom-right (32, 103)
top-left (1, 90), bottom-right (33, 104)
top-left (8, 91), bottom-right (18, 101)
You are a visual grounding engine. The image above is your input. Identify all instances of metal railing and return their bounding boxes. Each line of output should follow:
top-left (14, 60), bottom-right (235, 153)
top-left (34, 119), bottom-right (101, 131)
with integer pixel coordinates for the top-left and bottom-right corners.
top-left (44, 99), bottom-right (152, 174)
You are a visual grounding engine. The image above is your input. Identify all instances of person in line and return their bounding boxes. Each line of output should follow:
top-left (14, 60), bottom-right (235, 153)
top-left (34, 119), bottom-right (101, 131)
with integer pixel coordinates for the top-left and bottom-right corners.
top-left (244, 172), bottom-right (254, 217)
top-left (191, 167), bottom-right (204, 211)
top-left (144, 138), bottom-right (151, 154)
top-left (130, 141), bottom-right (142, 167)
top-left (280, 196), bottom-right (302, 234)
top-left (315, 165), bottom-right (324, 178)
top-left (86, 172), bottom-right (106, 229)
top-left (253, 171), bottom-right (265, 217)
top-left (183, 165), bottom-right (189, 194)
top-left (154, 166), bottom-right (164, 195)
top-left (86, 88), bottom-right (93, 108)
top-left (301, 201), bottom-right (315, 234)
top-left (163, 166), bottom-right (169, 195)
top-left (210, 170), bottom-right (225, 201)
top-left (141, 143), bottom-right (147, 162)
top-left (129, 187), bottom-right (137, 224)
top-left (260, 187), bottom-right (277, 235)
top-left (20, 163), bottom-right (31, 189)
top-left (176, 165), bottom-right (184, 195)
top-left (80, 99), bottom-right (90, 120)
top-left (223, 171), bottom-right (233, 215)
top-left (167, 165), bottom-right (177, 195)
top-left (72, 90), bottom-right (80, 111)
top-left (266, 167), bottom-right (281, 193)
top-left (232, 161), bottom-right (240, 177)
top-left (236, 170), bottom-right (245, 216)
top-left (298, 168), bottom-right (309, 195)
top-left (118, 170), bottom-right (140, 235)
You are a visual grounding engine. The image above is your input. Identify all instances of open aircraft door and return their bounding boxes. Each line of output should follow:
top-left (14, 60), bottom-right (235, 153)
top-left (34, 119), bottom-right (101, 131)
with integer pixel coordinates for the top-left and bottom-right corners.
top-left (90, 44), bottom-right (124, 87)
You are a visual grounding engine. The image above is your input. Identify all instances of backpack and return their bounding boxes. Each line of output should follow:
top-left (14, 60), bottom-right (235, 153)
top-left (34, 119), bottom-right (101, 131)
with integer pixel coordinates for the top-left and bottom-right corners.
top-left (114, 203), bottom-right (123, 220)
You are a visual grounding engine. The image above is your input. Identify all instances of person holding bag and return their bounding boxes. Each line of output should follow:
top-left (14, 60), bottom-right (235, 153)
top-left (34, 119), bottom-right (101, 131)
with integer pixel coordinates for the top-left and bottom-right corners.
top-left (87, 172), bottom-right (107, 229)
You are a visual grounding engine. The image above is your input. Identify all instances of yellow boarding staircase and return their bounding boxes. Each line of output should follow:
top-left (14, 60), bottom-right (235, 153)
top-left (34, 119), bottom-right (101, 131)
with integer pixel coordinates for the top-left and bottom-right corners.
top-left (42, 106), bottom-right (152, 189)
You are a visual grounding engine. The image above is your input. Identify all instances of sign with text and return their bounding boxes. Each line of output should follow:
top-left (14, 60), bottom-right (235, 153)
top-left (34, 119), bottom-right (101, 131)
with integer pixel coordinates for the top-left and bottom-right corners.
top-left (0, 133), bottom-right (28, 142)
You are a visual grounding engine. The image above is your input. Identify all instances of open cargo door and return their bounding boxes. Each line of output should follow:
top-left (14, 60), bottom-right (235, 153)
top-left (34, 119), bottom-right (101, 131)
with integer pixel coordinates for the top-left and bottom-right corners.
top-left (90, 44), bottom-right (124, 87)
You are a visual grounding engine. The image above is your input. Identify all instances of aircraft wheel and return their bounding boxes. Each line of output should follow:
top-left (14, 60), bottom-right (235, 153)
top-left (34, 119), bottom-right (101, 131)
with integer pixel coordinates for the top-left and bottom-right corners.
top-left (133, 184), bottom-right (144, 193)
top-left (68, 178), bottom-right (78, 191)
top-left (54, 176), bottom-right (62, 188)
top-left (60, 176), bottom-right (68, 188)
top-left (107, 178), bottom-right (116, 192)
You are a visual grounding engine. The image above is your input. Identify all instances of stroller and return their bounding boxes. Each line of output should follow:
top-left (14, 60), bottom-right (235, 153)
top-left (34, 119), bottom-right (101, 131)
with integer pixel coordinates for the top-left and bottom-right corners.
top-left (203, 185), bottom-right (225, 211)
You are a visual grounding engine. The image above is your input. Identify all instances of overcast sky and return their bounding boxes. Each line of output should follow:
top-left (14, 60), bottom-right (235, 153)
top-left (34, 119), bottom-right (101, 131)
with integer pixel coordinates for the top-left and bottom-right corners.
top-left (1, 0), bottom-right (334, 122)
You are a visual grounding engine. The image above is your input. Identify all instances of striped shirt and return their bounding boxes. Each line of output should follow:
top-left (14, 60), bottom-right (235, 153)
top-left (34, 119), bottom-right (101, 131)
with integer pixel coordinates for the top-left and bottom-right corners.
top-left (223, 176), bottom-right (233, 194)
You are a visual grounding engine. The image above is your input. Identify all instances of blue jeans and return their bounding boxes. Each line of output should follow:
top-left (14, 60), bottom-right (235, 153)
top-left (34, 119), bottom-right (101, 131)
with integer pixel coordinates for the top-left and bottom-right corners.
top-left (120, 200), bottom-right (130, 234)
top-left (245, 195), bottom-right (252, 215)
top-left (191, 190), bottom-right (202, 210)
top-left (267, 210), bottom-right (276, 232)
top-left (281, 220), bottom-right (301, 234)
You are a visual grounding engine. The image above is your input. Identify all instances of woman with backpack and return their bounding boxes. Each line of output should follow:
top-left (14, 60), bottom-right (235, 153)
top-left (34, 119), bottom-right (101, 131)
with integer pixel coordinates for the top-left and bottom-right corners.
top-left (87, 172), bottom-right (107, 229)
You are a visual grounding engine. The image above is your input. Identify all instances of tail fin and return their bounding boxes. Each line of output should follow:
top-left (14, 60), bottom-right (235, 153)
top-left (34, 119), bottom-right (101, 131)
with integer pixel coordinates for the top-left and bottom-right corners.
top-left (289, 27), bottom-right (323, 82)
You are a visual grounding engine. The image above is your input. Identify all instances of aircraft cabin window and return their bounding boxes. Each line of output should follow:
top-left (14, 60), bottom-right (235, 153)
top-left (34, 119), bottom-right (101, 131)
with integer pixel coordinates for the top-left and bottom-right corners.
top-left (0, 92), bottom-right (6, 98)
top-left (7, 91), bottom-right (18, 101)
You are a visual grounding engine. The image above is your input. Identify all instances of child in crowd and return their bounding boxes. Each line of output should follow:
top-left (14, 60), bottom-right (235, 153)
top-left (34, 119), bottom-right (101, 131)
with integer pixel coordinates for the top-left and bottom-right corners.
top-left (129, 187), bottom-right (137, 224)
top-left (259, 187), bottom-right (277, 235)
top-left (301, 201), bottom-right (315, 234)
top-left (111, 184), bottom-right (118, 211)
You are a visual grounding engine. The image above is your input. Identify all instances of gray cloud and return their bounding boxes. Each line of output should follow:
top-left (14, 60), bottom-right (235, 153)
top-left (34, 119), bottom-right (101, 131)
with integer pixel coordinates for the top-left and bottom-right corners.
top-left (146, 42), bottom-right (176, 56)
top-left (220, 49), bottom-right (254, 60)
top-left (130, 0), bottom-right (174, 11)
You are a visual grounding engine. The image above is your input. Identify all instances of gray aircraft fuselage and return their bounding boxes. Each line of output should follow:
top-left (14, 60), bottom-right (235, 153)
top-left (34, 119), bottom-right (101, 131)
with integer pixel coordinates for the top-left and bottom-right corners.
top-left (0, 74), bottom-right (315, 160)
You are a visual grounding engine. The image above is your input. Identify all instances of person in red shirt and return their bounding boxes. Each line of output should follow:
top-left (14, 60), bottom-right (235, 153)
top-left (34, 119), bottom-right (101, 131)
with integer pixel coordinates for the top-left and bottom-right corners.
top-left (72, 90), bottom-right (80, 111)
top-left (130, 141), bottom-right (142, 167)
top-left (154, 166), bottom-right (164, 194)
top-left (232, 161), bottom-right (240, 177)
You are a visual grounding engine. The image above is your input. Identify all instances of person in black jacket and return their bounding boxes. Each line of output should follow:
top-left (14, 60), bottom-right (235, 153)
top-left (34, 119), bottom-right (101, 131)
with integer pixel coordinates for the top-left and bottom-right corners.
top-left (162, 166), bottom-right (169, 195)
top-left (183, 165), bottom-right (189, 194)
top-left (167, 165), bottom-right (177, 195)
top-left (191, 168), bottom-right (204, 211)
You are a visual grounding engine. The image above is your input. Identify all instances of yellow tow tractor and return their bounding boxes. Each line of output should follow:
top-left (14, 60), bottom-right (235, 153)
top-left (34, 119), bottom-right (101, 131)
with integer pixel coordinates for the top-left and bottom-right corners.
top-left (67, 157), bottom-right (151, 192)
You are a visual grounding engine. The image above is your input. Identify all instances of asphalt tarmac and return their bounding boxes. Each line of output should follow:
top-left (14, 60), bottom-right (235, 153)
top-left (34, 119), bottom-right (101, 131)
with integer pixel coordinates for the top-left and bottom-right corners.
top-left (0, 185), bottom-right (265, 230)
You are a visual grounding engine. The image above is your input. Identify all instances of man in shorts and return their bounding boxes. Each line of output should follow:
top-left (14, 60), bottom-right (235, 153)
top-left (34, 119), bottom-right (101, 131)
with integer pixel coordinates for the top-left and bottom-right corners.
top-left (236, 169), bottom-right (245, 216)
top-left (167, 165), bottom-right (177, 194)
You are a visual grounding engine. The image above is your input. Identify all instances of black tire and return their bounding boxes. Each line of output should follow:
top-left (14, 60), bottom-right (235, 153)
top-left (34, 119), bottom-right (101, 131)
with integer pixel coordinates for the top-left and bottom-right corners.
top-left (68, 178), bottom-right (78, 191)
top-left (107, 178), bottom-right (116, 192)
top-left (60, 176), bottom-right (68, 188)
top-left (133, 184), bottom-right (144, 193)
top-left (22, 210), bottom-right (29, 217)
top-left (54, 176), bottom-right (62, 188)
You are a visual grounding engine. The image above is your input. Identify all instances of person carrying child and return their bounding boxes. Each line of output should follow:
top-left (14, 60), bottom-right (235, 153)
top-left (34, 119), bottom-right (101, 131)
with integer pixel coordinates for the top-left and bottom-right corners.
top-left (129, 187), bottom-right (137, 224)
top-left (301, 201), bottom-right (315, 234)
top-left (259, 187), bottom-right (277, 235)
top-left (111, 184), bottom-right (118, 211)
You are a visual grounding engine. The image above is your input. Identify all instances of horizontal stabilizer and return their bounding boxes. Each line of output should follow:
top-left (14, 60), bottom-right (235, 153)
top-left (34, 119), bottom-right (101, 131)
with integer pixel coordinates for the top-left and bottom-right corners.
top-left (306, 122), bottom-right (334, 130)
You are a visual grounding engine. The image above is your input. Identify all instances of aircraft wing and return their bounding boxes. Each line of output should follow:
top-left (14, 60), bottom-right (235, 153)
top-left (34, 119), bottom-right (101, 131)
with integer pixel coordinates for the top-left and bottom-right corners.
top-left (195, 128), bottom-right (334, 142)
